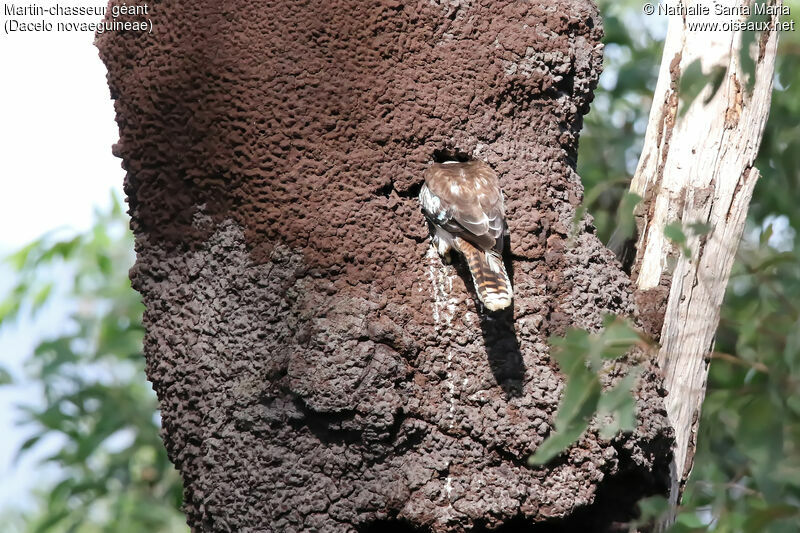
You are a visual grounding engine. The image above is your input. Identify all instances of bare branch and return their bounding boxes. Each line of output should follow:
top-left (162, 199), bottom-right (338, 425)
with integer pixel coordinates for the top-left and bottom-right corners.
top-left (627, 0), bottom-right (781, 526)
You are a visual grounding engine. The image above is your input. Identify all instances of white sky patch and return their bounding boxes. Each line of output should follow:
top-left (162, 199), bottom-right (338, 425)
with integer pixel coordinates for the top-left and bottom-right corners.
top-left (741, 214), bottom-right (796, 253)
top-left (0, 25), bottom-right (124, 248)
top-left (759, 214), bottom-right (795, 252)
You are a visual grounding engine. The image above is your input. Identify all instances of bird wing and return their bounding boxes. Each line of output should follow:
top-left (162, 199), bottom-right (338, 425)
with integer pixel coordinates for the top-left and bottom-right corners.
top-left (420, 161), bottom-right (505, 252)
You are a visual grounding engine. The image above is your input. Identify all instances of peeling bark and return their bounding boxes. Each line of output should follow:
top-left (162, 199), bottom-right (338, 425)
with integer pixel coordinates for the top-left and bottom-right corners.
top-left (626, 0), bottom-right (780, 526)
top-left (98, 1), bottom-right (673, 531)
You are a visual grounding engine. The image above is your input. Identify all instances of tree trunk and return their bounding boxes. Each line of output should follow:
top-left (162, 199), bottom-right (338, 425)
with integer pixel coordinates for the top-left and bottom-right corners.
top-left (625, 1), bottom-right (780, 527)
top-left (98, 1), bottom-right (673, 531)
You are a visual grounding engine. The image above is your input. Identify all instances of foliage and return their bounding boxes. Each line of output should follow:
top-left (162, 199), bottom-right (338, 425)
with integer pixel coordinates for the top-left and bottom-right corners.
top-left (529, 316), bottom-right (645, 465)
top-left (664, 221), bottom-right (713, 259)
top-left (0, 194), bottom-right (187, 532)
top-left (578, 0), bottom-right (666, 243)
top-left (679, 224), bottom-right (800, 531)
top-left (578, 1), bottom-right (800, 531)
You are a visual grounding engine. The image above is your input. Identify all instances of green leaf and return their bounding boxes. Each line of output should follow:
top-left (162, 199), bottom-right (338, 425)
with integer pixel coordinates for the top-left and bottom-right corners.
top-left (678, 60), bottom-right (726, 116)
top-left (739, 1), bottom-right (769, 94)
top-left (599, 315), bottom-right (642, 359)
top-left (33, 508), bottom-right (70, 533)
top-left (97, 253), bottom-right (112, 275)
top-left (528, 381), bottom-right (600, 465)
top-left (675, 511), bottom-right (707, 528)
top-left (39, 236), bottom-right (82, 263)
top-left (664, 222), bottom-right (692, 257)
top-left (530, 336), bottom-right (602, 464)
top-left (687, 222), bottom-right (712, 237)
top-left (664, 222), bottom-right (687, 245)
top-left (751, 251), bottom-right (796, 272)
top-left (0, 295), bottom-right (22, 326)
top-left (553, 370), bottom-right (601, 429)
top-left (597, 367), bottom-right (641, 439)
top-left (530, 317), bottom-right (643, 464)
top-left (743, 504), bottom-right (799, 532)
top-left (0, 365), bottom-right (12, 386)
top-left (14, 434), bottom-right (42, 463)
top-left (31, 282), bottom-right (54, 313)
top-left (760, 223), bottom-right (774, 246)
top-left (6, 239), bottom-right (40, 271)
top-left (679, 59), bottom-right (705, 113)
top-left (637, 495), bottom-right (670, 523)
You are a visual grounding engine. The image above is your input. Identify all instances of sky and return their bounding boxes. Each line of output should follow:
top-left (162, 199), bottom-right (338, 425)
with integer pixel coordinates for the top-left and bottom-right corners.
top-left (0, 14), bottom-right (124, 509)
top-left (0, 25), bottom-right (123, 248)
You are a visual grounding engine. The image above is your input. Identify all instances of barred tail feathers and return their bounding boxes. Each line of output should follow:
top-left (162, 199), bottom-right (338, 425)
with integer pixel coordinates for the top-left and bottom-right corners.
top-left (454, 237), bottom-right (512, 311)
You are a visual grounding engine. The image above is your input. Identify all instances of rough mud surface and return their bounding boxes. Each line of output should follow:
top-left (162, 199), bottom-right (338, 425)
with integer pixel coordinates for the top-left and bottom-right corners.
top-left (98, 1), bottom-right (672, 531)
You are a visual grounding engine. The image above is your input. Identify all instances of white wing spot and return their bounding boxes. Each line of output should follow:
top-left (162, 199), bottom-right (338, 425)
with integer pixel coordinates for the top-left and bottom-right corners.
top-left (420, 185), bottom-right (442, 214)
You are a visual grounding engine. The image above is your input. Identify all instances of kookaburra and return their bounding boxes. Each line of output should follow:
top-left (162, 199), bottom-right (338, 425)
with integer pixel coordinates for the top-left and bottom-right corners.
top-left (419, 159), bottom-right (513, 311)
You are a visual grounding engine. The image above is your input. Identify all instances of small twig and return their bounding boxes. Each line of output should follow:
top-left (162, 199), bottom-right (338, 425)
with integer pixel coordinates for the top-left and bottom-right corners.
top-left (710, 351), bottom-right (769, 374)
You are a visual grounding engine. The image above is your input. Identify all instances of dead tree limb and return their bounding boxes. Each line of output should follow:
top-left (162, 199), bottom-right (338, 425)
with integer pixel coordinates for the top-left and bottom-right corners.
top-left (626, 1), bottom-right (780, 525)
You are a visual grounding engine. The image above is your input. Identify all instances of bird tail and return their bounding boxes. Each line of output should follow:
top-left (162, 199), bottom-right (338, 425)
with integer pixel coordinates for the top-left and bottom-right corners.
top-left (454, 237), bottom-right (513, 311)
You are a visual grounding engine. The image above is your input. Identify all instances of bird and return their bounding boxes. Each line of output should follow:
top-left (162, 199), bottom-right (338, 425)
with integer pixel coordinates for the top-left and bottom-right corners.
top-left (419, 159), bottom-right (513, 312)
